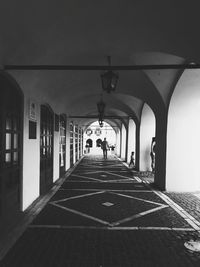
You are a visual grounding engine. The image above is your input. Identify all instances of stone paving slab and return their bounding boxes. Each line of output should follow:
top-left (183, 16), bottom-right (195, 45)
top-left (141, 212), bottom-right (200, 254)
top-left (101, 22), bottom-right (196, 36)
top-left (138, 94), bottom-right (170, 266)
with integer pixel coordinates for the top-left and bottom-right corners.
top-left (31, 204), bottom-right (104, 227)
top-left (165, 192), bottom-right (200, 223)
top-left (61, 181), bottom-right (148, 190)
top-left (1, 228), bottom-right (200, 267)
top-left (121, 207), bottom-right (191, 228)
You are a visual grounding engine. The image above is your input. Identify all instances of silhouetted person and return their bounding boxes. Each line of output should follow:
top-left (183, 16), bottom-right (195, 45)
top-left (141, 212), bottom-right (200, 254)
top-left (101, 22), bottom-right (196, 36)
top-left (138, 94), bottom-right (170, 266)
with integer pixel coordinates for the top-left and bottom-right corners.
top-left (101, 138), bottom-right (109, 159)
top-left (150, 137), bottom-right (156, 172)
top-left (111, 145), bottom-right (115, 154)
top-left (85, 143), bottom-right (90, 153)
top-left (129, 151), bottom-right (135, 168)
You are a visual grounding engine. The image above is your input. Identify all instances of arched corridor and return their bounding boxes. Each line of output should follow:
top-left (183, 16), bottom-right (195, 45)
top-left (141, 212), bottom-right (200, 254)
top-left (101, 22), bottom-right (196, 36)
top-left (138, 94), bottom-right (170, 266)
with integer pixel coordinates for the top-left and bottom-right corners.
top-left (1, 0), bottom-right (200, 265)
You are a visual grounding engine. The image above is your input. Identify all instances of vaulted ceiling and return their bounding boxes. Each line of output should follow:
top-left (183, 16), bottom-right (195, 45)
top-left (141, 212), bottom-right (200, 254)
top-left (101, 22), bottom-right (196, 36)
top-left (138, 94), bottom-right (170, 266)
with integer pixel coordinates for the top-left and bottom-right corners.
top-left (0, 0), bottom-right (199, 127)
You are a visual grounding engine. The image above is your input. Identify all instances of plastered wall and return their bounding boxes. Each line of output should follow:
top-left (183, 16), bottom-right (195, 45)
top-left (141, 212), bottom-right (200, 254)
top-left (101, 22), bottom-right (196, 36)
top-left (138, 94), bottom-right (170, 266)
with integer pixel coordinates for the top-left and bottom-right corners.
top-left (65, 119), bottom-right (71, 170)
top-left (140, 104), bottom-right (155, 171)
top-left (22, 96), bottom-right (40, 210)
top-left (53, 130), bottom-right (60, 182)
top-left (166, 69), bottom-right (200, 191)
top-left (22, 98), bottom-right (63, 210)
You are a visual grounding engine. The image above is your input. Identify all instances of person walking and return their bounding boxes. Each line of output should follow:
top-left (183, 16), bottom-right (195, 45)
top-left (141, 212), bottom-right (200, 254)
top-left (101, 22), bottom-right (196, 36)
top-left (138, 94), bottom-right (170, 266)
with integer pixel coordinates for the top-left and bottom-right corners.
top-left (101, 138), bottom-right (109, 159)
top-left (129, 151), bottom-right (135, 168)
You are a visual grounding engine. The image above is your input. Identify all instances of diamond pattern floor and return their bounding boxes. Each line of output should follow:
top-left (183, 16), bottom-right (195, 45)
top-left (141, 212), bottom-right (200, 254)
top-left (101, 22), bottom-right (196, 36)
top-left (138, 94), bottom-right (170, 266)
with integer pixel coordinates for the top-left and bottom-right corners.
top-left (1, 155), bottom-right (200, 266)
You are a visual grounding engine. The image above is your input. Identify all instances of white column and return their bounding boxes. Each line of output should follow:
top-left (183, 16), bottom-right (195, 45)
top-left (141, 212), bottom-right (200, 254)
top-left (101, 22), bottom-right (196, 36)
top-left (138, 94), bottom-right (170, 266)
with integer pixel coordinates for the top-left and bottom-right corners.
top-left (73, 125), bottom-right (76, 164)
top-left (121, 124), bottom-right (126, 160)
top-left (127, 118), bottom-right (136, 164)
top-left (65, 118), bottom-right (70, 170)
top-left (116, 129), bottom-right (121, 156)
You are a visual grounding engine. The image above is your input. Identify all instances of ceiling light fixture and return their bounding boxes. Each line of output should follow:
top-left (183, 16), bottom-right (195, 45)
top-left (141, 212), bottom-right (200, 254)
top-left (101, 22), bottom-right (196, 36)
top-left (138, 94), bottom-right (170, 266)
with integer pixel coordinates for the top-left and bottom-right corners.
top-left (100, 56), bottom-right (119, 93)
top-left (97, 96), bottom-right (106, 128)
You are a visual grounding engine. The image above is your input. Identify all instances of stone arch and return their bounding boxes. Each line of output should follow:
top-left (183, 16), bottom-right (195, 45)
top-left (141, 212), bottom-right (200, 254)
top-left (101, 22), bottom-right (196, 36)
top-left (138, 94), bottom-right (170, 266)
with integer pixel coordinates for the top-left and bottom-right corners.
top-left (86, 138), bottom-right (93, 147)
top-left (96, 138), bottom-right (102, 147)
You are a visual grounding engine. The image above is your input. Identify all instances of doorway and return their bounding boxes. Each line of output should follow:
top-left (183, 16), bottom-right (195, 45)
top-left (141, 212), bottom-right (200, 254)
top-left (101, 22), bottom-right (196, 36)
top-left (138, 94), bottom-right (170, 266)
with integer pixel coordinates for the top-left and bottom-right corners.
top-left (0, 75), bottom-right (23, 225)
top-left (86, 139), bottom-right (93, 147)
top-left (70, 121), bottom-right (74, 167)
top-left (96, 138), bottom-right (102, 147)
top-left (40, 105), bottom-right (54, 195)
top-left (59, 115), bottom-right (66, 176)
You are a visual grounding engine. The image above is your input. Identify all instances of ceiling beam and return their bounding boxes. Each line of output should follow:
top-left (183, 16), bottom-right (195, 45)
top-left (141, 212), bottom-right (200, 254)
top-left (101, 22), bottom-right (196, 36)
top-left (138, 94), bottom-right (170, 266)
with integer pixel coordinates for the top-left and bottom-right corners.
top-left (3, 63), bottom-right (200, 71)
top-left (68, 115), bottom-right (130, 119)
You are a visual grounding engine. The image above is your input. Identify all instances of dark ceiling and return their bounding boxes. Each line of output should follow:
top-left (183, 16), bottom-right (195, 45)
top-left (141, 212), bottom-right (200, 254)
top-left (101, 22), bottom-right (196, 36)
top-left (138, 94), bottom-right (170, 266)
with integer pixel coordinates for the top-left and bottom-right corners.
top-left (0, 0), bottom-right (199, 126)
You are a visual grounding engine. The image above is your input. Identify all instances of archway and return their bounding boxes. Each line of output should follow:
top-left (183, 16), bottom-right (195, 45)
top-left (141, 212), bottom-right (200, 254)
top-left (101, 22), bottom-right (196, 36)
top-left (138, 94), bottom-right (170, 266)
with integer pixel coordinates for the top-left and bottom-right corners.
top-left (86, 139), bottom-right (93, 147)
top-left (96, 138), bottom-right (102, 147)
top-left (83, 121), bottom-right (117, 155)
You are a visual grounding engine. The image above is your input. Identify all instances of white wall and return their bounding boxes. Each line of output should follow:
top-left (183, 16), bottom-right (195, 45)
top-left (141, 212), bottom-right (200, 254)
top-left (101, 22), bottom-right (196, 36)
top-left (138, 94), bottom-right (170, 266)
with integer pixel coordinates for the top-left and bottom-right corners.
top-left (140, 104), bottom-right (155, 171)
top-left (73, 125), bottom-right (76, 164)
top-left (65, 118), bottom-right (70, 170)
top-left (127, 119), bottom-right (136, 163)
top-left (53, 131), bottom-right (60, 182)
top-left (80, 129), bottom-right (83, 157)
top-left (22, 96), bottom-right (40, 210)
top-left (116, 130), bottom-right (121, 156)
top-left (166, 69), bottom-right (200, 191)
top-left (22, 97), bottom-right (62, 210)
top-left (121, 124), bottom-right (126, 160)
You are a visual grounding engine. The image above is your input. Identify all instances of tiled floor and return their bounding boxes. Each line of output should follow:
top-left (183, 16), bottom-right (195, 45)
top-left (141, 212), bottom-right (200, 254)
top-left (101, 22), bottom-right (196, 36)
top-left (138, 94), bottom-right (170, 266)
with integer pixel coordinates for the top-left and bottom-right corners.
top-left (1, 155), bottom-right (200, 266)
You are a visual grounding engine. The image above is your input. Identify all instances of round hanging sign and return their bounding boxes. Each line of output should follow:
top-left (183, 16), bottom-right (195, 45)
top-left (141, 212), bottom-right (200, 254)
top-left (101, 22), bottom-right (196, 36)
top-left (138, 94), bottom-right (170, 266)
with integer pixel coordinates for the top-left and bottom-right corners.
top-left (95, 128), bottom-right (101, 136)
top-left (86, 128), bottom-right (93, 136)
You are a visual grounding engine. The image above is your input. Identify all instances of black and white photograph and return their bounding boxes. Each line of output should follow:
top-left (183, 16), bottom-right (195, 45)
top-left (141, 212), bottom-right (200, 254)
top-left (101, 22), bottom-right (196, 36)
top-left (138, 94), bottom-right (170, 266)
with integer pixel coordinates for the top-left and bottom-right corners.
top-left (1, 0), bottom-right (200, 266)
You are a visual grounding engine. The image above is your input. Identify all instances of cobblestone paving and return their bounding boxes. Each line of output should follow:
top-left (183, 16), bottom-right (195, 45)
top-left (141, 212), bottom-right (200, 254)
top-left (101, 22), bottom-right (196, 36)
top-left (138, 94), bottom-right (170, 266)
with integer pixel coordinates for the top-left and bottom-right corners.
top-left (165, 192), bottom-right (200, 222)
top-left (1, 155), bottom-right (200, 267)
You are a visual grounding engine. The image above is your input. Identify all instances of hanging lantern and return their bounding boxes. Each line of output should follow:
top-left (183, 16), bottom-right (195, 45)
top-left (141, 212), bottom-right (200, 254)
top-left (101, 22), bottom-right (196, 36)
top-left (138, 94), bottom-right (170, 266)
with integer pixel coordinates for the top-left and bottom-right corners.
top-left (100, 56), bottom-right (119, 93)
top-left (98, 116), bottom-right (104, 128)
top-left (97, 99), bottom-right (106, 114)
top-left (101, 70), bottom-right (119, 93)
top-left (99, 121), bottom-right (104, 128)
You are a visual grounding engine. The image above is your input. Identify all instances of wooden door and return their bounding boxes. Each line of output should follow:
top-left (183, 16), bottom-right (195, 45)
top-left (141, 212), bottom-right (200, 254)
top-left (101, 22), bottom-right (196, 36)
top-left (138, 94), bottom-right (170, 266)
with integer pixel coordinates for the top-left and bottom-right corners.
top-left (70, 122), bottom-right (73, 167)
top-left (75, 125), bottom-right (78, 162)
top-left (59, 115), bottom-right (66, 176)
top-left (0, 80), bottom-right (23, 225)
top-left (40, 105), bottom-right (54, 195)
top-left (79, 127), bottom-right (81, 158)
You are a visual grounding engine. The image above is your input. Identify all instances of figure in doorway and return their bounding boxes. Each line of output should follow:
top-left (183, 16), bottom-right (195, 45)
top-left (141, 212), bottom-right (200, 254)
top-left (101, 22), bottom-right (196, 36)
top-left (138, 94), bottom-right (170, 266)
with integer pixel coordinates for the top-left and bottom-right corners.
top-left (85, 143), bottom-right (90, 153)
top-left (101, 138), bottom-right (109, 159)
top-left (129, 151), bottom-right (135, 168)
top-left (110, 145), bottom-right (115, 154)
top-left (150, 137), bottom-right (156, 172)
